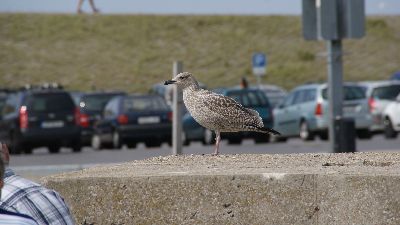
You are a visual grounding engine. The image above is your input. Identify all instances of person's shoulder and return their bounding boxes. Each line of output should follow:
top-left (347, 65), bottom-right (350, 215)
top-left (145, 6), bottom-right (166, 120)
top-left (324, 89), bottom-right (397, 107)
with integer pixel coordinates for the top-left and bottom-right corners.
top-left (0, 208), bottom-right (38, 225)
top-left (3, 174), bottom-right (42, 194)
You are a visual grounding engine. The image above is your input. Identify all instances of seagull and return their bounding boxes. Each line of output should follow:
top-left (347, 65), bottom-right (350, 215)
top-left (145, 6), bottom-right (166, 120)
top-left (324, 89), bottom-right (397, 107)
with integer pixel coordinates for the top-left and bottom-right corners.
top-left (164, 72), bottom-right (281, 155)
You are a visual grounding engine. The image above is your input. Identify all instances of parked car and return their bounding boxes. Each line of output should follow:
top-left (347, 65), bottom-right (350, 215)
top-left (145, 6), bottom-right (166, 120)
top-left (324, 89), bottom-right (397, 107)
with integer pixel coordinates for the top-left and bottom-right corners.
top-left (0, 87), bottom-right (81, 154)
top-left (256, 85), bottom-right (287, 108)
top-left (91, 94), bottom-right (172, 149)
top-left (182, 87), bottom-right (273, 145)
top-left (273, 83), bottom-right (372, 142)
top-left (72, 91), bottom-right (126, 146)
top-left (390, 71), bottom-right (400, 80)
top-left (0, 94), bottom-right (9, 112)
top-left (233, 84), bottom-right (287, 108)
top-left (382, 93), bottom-right (400, 139)
top-left (358, 80), bottom-right (400, 133)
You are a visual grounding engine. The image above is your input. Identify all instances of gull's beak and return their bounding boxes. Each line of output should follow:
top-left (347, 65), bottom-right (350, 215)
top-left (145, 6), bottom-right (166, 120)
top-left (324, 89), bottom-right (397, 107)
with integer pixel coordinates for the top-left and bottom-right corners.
top-left (164, 80), bottom-right (176, 85)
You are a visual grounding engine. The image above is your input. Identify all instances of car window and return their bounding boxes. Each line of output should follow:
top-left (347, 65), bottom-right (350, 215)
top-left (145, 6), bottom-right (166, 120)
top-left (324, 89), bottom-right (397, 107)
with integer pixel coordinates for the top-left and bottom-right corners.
top-left (104, 98), bottom-right (118, 117)
top-left (227, 91), bottom-right (270, 108)
top-left (2, 93), bottom-right (18, 115)
top-left (371, 85), bottom-right (400, 100)
top-left (228, 93), bottom-right (241, 104)
top-left (282, 92), bottom-right (296, 108)
top-left (303, 89), bottom-right (316, 102)
top-left (27, 93), bottom-right (75, 112)
top-left (0, 97), bottom-right (6, 112)
top-left (123, 96), bottom-right (170, 112)
top-left (292, 90), bottom-right (304, 105)
top-left (81, 94), bottom-right (120, 112)
top-left (322, 86), bottom-right (365, 100)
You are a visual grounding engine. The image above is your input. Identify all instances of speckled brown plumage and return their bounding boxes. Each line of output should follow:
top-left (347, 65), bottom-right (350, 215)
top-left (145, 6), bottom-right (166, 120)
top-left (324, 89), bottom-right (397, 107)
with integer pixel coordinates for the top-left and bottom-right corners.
top-left (165, 72), bottom-right (280, 155)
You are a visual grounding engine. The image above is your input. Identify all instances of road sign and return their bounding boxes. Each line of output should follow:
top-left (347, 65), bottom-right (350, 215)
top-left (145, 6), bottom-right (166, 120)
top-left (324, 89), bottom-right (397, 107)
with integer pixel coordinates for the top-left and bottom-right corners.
top-left (252, 53), bottom-right (267, 76)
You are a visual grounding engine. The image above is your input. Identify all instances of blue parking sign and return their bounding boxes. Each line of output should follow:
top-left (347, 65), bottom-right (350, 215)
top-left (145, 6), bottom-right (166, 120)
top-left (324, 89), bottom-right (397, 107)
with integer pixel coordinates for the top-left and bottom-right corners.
top-left (252, 53), bottom-right (267, 76)
top-left (252, 53), bottom-right (266, 67)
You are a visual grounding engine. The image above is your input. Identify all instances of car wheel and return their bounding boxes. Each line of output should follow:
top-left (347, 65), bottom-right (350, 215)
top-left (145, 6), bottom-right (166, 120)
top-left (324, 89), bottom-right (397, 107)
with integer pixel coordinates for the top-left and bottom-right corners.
top-left (319, 131), bottom-right (329, 141)
top-left (127, 142), bottom-right (137, 149)
top-left (227, 138), bottom-right (242, 145)
top-left (202, 129), bottom-right (214, 145)
top-left (270, 135), bottom-right (287, 143)
top-left (145, 141), bottom-right (161, 148)
top-left (112, 131), bottom-right (122, 149)
top-left (182, 131), bottom-right (190, 146)
top-left (48, 145), bottom-right (60, 154)
top-left (10, 131), bottom-right (22, 155)
top-left (300, 121), bottom-right (315, 141)
top-left (357, 129), bottom-right (372, 139)
top-left (255, 134), bottom-right (270, 144)
top-left (91, 134), bottom-right (103, 150)
top-left (24, 146), bottom-right (33, 154)
top-left (72, 143), bottom-right (82, 153)
top-left (384, 117), bottom-right (398, 139)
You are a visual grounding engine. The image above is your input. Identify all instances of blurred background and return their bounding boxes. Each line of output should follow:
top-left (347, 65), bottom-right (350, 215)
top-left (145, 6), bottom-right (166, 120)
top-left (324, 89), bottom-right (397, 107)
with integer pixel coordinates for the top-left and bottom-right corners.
top-left (0, 0), bottom-right (399, 179)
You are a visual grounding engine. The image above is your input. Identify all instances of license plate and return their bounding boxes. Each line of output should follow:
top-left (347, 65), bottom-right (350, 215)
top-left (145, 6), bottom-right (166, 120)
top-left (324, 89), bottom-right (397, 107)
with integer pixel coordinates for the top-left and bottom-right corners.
top-left (138, 116), bottom-right (160, 124)
top-left (343, 105), bottom-right (360, 114)
top-left (41, 121), bottom-right (64, 128)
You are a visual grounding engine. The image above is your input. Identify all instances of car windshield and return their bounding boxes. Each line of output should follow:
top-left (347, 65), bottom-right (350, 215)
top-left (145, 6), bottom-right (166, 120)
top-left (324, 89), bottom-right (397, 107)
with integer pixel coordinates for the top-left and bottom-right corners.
top-left (371, 85), bottom-right (400, 100)
top-left (81, 94), bottom-right (120, 112)
top-left (322, 86), bottom-right (365, 100)
top-left (0, 97), bottom-right (7, 112)
top-left (123, 96), bottom-right (170, 112)
top-left (27, 93), bottom-right (75, 112)
top-left (227, 90), bottom-right (270, 108)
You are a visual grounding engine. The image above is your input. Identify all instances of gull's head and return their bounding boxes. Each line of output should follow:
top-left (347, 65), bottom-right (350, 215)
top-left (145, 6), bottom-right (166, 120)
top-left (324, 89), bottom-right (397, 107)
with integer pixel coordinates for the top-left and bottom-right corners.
top-left (164, 72), bottom-right (198, 89)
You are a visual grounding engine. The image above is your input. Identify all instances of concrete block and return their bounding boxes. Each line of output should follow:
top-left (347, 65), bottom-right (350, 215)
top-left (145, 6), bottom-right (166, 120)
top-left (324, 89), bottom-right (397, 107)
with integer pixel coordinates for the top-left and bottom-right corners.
top-left (42, 153), bottom-right (400, 225)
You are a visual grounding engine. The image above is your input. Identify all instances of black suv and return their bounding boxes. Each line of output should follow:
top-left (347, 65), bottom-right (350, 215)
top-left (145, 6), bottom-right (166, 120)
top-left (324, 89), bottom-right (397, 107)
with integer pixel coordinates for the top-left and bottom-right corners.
top-left (0, 87), bottom-right (81, 154)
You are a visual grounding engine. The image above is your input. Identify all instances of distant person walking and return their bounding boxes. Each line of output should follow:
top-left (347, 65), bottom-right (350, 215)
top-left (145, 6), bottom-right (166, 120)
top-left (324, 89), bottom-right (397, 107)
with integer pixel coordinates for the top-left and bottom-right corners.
top-left (77, 0), bottom-right (99, 14)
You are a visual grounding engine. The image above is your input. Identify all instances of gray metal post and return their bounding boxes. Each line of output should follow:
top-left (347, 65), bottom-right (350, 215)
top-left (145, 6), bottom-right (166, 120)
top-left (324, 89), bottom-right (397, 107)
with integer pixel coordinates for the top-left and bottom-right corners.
top-left (172, 61), bottom-right (183, 155)
top-left (326, 40), bottom-right (343, 152)
top-left (256, 75), bottom-right (262, 88)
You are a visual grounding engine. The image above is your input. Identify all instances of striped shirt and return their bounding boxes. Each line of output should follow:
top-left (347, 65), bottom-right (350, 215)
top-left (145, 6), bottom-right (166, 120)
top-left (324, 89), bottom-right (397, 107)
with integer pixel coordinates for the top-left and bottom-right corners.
top-left (0, 208), bottom-right (39, 225)
top-left (0, 168), bottom-right (75, 225)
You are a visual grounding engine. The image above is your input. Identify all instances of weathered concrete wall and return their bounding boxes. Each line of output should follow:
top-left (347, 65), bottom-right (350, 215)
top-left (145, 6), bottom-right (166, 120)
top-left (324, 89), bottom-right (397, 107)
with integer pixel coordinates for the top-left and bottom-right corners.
top-left (42, 153), bottom-right (400, 225)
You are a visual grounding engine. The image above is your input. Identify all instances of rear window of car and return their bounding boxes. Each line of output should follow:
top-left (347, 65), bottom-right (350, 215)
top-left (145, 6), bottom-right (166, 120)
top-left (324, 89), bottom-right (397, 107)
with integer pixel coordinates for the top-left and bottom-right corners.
top-left (27, 93), bottom-right (75, 112)
top-left (227, 90), bottom-right (270, 108)
top-left (322, 86), bottom-right (365, 100)
top-left (371, 85), bottom-right (400, 100)
top-left (81, 94), bottom-right (120, 112)
top-left (123, 96), bottom-right (170, 112)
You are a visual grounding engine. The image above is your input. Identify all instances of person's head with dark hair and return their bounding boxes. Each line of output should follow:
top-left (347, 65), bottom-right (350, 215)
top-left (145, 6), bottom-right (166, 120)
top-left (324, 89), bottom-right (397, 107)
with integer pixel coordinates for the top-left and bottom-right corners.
top-left (240, 77), bottom-right (248, 89)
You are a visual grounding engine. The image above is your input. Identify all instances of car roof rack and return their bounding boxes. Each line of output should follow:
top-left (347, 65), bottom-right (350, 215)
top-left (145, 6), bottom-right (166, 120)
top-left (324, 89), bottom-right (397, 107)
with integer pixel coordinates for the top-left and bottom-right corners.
top-left (22, 82), bottom-right (64, 91)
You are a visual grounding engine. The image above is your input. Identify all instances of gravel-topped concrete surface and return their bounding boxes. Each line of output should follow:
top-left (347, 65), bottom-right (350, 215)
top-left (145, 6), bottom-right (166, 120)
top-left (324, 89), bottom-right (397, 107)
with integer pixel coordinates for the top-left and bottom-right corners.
top-left (42, 153), bottom-right (400, 225)
top-left (45, 152), bottom-right (400, 180)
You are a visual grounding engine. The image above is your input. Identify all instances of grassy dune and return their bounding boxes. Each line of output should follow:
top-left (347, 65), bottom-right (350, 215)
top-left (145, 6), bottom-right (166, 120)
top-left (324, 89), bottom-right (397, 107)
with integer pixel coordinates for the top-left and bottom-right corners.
top-left (0, 14), bottom-right (399, 92)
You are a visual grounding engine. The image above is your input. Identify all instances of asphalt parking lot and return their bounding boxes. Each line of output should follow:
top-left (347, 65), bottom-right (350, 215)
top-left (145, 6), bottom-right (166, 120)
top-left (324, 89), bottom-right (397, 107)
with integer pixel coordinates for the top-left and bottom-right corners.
top-left (9, 134), bottom-right (400, 178)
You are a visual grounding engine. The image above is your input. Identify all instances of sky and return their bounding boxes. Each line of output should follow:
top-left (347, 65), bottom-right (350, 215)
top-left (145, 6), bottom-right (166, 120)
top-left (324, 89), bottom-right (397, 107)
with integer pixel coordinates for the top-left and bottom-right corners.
top-left (0, 0), bottom-right (399, 15)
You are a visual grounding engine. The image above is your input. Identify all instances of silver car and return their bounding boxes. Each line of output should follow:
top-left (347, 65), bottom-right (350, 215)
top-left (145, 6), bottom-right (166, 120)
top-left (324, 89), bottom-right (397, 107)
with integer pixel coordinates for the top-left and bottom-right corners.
top-left (273, 83), bottom-right (372, 142)
top-left (358, 80), bottom-right (400, 133)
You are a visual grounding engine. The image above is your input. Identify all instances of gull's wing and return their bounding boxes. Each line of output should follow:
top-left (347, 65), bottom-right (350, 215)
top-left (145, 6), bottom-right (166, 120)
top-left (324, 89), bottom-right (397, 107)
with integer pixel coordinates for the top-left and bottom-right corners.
top-left (199, 89), bottom-right (263, 127)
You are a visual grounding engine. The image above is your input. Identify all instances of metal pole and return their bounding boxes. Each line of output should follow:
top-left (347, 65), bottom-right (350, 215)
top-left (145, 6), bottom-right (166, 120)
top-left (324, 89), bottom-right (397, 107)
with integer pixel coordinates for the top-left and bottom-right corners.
top-left (256, 74), bottom-right (261, 88)
top-left (326, 39), bottom-right (343, 152)
top-left (172, 61), bottom-right (183, 155)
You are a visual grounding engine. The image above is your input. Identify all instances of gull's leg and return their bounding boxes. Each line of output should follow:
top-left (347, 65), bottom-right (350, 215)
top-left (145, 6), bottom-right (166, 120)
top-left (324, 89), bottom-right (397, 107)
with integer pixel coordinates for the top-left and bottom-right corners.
top-left (213, 131), bottom-right (221, 155)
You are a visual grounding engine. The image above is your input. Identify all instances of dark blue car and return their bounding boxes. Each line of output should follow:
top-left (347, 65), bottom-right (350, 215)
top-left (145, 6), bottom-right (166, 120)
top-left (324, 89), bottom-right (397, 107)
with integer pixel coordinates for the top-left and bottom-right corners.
top-left (182, 87), bottom-right (273, 145)
top-left (71, 91), bottom-right (126, 146)
top-left (91, 94), bottom-right (172, 149)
